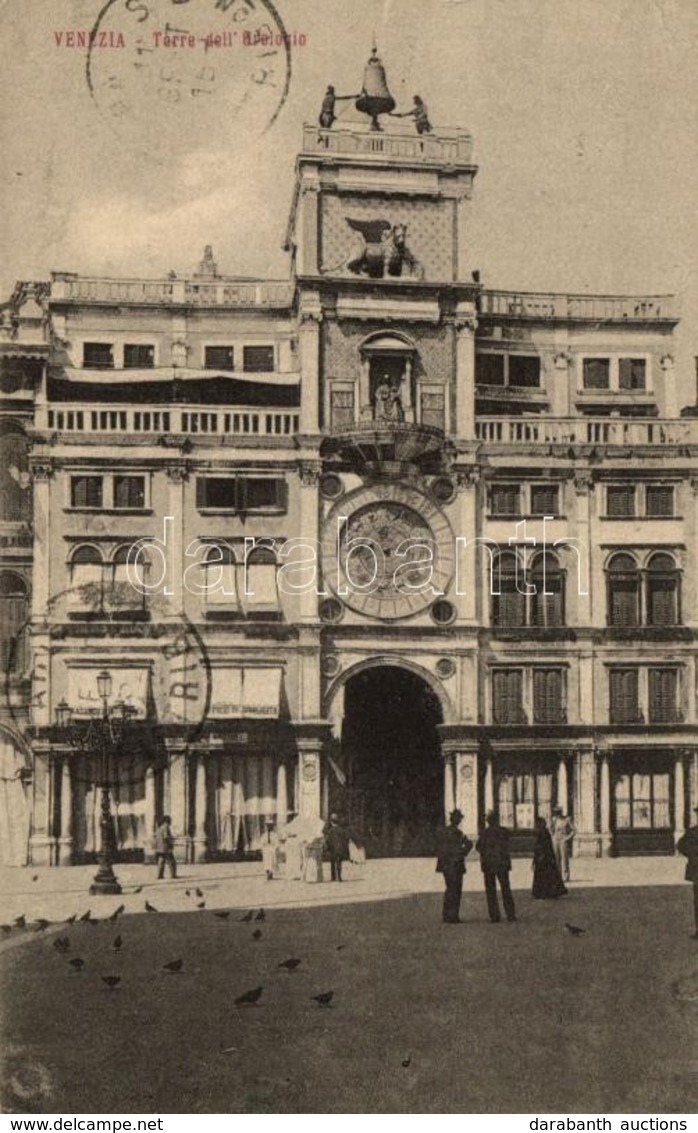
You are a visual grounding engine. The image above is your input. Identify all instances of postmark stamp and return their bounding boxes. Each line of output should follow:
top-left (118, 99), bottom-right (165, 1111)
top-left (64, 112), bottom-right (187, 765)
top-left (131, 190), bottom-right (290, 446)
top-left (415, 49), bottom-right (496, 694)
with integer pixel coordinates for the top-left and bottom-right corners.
top-left (85, 0), bottom-right (293, 147)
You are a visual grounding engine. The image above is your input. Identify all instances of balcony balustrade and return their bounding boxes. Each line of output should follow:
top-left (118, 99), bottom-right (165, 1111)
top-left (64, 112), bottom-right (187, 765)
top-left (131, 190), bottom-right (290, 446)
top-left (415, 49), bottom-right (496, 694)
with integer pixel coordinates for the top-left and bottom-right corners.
top-left (42, 403), bottom-right (299, 437)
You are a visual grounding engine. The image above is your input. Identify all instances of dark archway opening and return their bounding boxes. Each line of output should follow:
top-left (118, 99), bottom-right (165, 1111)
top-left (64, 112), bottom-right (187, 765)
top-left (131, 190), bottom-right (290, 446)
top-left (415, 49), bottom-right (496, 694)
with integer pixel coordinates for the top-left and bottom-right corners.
top-left (330, 666), bottom-right (444, 856)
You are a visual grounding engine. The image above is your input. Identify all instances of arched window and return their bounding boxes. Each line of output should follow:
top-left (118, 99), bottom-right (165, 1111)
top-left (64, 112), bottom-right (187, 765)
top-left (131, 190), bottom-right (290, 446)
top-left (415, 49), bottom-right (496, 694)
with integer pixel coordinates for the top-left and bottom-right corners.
top-left (0, 571), bottom-right (28, 671)
top-left (491, 551), bottom-right (526, 628)
top-left (0, 429), bottom-right (30, 523)
top-left (607, 553), bottom-right (640, 627)
top-left (69, 545), bottom-right (103, 613)
top-left (107, 545), bottom-right (147, 613)
top-left (243, 546), bottom-right (279, 614)
top-left (645, 553), bottom-right (679, 627)
top-left (531, 552), bottom-right (565, 627)
top-left (204, 544), bottom-right (238, 609)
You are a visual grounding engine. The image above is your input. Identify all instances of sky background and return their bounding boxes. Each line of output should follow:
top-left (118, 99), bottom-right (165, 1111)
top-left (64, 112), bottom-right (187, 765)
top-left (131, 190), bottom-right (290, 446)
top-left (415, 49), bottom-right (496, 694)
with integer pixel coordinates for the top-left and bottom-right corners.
top-left (0, 0), bottom-right (696, 396)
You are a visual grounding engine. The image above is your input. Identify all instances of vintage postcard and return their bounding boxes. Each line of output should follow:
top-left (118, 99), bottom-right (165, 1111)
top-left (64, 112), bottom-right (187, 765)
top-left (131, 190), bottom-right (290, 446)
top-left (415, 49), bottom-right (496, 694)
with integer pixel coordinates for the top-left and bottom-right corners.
top-left (0, 0), bottom-right (696, 1118)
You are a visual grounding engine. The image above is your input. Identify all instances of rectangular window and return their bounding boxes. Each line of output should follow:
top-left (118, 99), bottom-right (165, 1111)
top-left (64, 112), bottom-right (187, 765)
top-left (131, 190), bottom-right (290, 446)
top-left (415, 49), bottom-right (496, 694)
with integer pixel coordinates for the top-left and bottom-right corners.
top-left (490, 484), bottom-right (521, 516)
top-left (508, 355), bottom-right (540, 388)
top-left (609, 669), bottom-right (640, 724)
top-left (606, 485), bottom-right (635, 517)
top-left (475, 354), bottom-right (505, 386)
top-left (196, 477), bottom-right (286, 512)
top-left (113, 476), bottom-right (146, 510)
top-left (530, 484), bottom-right (559, 516)
top-left (648, 668), bottom-right (679, 723)
top-left (609, 577), bottom-right (640, 627)
top-left (123, 344), bottom-right (155, 369)
top-left (205, 345), bottom-right (234, 371)
top-left (83, 343), bottom-right (114, 369)
top-left (646, 485), bottom-right (674, 517)
top-left (533, 668), bottom-right (565, 724)
top-left (492, 669), bottom-right (525, 724)
top-left (616, 773), bottom-right (671, 830)
top-left (70, 476), bottom-right (103, 509)
top-left (331, 388), bottom-right (355, 429)
top-left (618, 357), bottom-right (646, 391)
top-left (582, 358), bottom-right (610, 389)
top-left (243, 345), bottom-right (275, 373)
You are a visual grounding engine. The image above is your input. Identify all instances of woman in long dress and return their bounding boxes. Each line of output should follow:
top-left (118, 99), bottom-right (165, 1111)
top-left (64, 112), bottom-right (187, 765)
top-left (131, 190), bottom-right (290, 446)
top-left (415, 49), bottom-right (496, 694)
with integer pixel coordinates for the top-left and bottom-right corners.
top-left (531, 815), bottom-right (568, 899)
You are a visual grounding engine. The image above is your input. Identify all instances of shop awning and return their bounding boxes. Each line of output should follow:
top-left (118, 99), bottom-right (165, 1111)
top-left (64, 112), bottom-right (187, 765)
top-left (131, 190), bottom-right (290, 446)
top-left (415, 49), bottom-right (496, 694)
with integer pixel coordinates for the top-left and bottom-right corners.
top-left (210, 666), bottom-right (283, 719)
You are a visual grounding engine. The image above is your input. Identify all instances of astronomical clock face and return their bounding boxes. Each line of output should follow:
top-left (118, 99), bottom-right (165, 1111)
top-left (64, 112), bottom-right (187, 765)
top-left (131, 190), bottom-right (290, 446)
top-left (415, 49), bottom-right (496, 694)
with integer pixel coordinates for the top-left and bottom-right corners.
top-left (322, 484), bottom-right (455, 620)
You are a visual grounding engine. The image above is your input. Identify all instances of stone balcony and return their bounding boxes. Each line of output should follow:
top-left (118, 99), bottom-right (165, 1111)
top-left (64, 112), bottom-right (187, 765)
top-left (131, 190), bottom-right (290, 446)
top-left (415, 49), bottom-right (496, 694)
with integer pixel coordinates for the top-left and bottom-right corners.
top-left (480, 290), bottom-right (677, 323)
top-left (302, 124), bottom-right (474, 166)
top-left (475, 416), bottom-right (698, 446)
top-left (49, 274), bottom-right (294, 309)
top-left (325, 419), bottom-right (445, 467)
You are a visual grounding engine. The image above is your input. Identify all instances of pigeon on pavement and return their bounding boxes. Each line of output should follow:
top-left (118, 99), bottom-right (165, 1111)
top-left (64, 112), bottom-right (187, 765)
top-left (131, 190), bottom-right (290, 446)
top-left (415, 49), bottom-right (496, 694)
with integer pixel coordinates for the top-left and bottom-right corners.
top-left (565, 923), bottom-right (586, 937)
top-left (69, 957), bottom-right (85, 970)
top-left (311, 991), bottom-right (334, 1007)
top-left (102, 975), bottom-right (121, 989)
top-left (235, 986), bottom-right (263, 1006)
top-left (278, 958), bottom-right (301, 972)
top-left (163, 959), bottom-right (183, 973)
top-left (145, 900), bottom-right (158, 913)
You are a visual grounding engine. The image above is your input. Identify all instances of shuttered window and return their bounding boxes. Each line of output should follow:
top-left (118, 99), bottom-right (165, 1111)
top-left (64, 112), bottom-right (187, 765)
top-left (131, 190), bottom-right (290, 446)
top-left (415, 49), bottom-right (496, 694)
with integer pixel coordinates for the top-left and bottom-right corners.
top-left (609, 669), bottom-right (640, 724)
top-left (646, 553), bottom-right (678, 626)
top-left (113, 476), bottom-right (146, 509)
top-left (582, 358), bottom-right (610, 389)
top-left (530, 484), bottom-right (559, 516)
top-left (70, 476), bottom-right (103, 509)
top-left (196, 477), bottom-right (286, 512)
top-left (645, 486), bottom-right (674, 517)
top-left (618, 357), bottom-right (646, 390)
top-left (648, 668), bottom-right (679, 723)
top-left (533, 669), bottom-right (565, 724)
top-left (492, 669), bottom-right (525, 724)
top-left (0, 572), bottom-right (28, 671)
top-left (606, 485), bottom-right (635, 517)
top-left (531, 554), bottom-right (564, 627)
top-left (490, 485), bottom-right (520, 516)
top-left (607, 554), bottom-right (640, 627)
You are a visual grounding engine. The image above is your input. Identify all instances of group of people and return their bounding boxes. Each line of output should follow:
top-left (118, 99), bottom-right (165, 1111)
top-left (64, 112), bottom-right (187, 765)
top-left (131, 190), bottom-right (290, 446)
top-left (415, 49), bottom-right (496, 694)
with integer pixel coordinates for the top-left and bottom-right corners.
top-left (436, 806), bottom-right (575, 925)
top-left (319, 87), bottom-right (432, 135)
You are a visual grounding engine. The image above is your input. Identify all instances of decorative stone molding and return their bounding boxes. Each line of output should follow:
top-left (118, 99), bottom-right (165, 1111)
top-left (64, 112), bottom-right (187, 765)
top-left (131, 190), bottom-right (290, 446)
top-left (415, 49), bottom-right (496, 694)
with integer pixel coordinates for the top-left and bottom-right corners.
top-left (435, 658), bottom-right (456, 680)
top-left (299, 461), bottom-right (322, 487)
top-left (454, 467), bottom-right (480, 490)
top-left (29, 462), bottom-right (53, 481)
top-left (165, 464), bottom-right (189, 483)
top-left (554, 351), bottom-right (571, 370)
top-left (454, 315), bottom-right (477, 334)
top-left (299, 310), bottom-right (323, 325)
top-left (573, 471), bottom-right (595, 495)
top-left (660, 354), bottom-right (674, 371)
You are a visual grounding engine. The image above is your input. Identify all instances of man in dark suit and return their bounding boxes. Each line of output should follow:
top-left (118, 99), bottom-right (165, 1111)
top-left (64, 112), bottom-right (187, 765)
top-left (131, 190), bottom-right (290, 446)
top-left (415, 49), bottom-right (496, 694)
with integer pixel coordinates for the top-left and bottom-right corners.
top-left (476, 810), bottom-right (516, 923)
top-left (677, 806), bottom-right (698, 939)
top-left (436, 808), bottom-right (473, 923)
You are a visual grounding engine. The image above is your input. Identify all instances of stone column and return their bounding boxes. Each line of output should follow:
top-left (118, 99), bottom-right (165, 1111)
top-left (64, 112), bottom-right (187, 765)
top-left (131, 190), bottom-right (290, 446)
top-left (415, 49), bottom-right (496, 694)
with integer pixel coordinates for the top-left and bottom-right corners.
top-left (297, 739), bottom-right (322, 820)
top-left (29, 749), bottom-right (52, 866)
top-left (572, 474), bottom-right (594, 627)
top-left (674, 755), bottom-right (685, 843)
top-left (47, 755), bottom-right (60, 866)
top-left (276, 762), bottom-right (288, 831)
top-left (484, 756), bottom-right (494, 813)
top-left (454, 315), bottom-right (477, 441)
top-left (660, 354), bottom-right (677, 418)
top-left (168, 748), bottom-right (188, 860)
top-left (58, 758), bottom-right (73, 866)
top-left (298, 304), bottom-right (322, 434)
top-left (557, 758), bottom-right (568, 813)
top-left (453, 470), bottom-right (479, 624)
top-left (454, 747), bottom-right (479, 839)
top-left (298, 463), bottom-right (322, 622)
top-left (574, 747), bottom-right (598, 857)
top-left (192, 754), bottom-right (208, 863)
top-left (165, 466), bottom-right (187, 613)
top-left (443, 753), bottom-right (456, 817)
top-left (599, 753), bottom-right (612, 857)
top-left (144, 766), bottom-right (156, 863)
top-left (30, 463), bottom-right (52, 621)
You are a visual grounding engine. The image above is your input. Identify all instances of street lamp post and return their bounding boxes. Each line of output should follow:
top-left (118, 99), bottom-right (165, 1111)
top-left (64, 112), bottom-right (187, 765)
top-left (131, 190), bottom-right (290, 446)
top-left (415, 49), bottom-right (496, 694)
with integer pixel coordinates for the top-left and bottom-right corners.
top-left (56, 670), bottom-right (135, 896)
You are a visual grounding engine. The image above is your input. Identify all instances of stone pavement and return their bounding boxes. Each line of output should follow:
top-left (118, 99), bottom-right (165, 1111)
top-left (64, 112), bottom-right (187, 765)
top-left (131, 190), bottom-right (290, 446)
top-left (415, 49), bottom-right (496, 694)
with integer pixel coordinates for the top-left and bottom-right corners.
top-left (0, 852), bottom-right (687, 929)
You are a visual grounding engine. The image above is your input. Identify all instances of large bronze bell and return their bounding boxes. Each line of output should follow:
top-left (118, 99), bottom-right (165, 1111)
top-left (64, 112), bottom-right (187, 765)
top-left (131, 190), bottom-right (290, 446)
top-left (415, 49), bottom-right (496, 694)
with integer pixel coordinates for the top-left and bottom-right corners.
top-left (356, 47), bottom-right (395, 131)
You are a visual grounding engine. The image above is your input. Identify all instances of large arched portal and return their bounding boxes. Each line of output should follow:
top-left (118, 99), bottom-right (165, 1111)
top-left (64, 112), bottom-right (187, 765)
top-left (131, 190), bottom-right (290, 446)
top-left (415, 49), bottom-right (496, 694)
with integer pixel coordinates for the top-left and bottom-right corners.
top-left (330, 665), bottom-right (445, 857)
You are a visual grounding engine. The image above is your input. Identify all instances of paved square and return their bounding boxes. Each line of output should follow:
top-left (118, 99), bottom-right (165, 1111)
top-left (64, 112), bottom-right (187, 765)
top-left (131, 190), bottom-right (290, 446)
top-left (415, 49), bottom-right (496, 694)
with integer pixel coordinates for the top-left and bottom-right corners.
top-left (1, 878), bottom-right (697, 1113)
